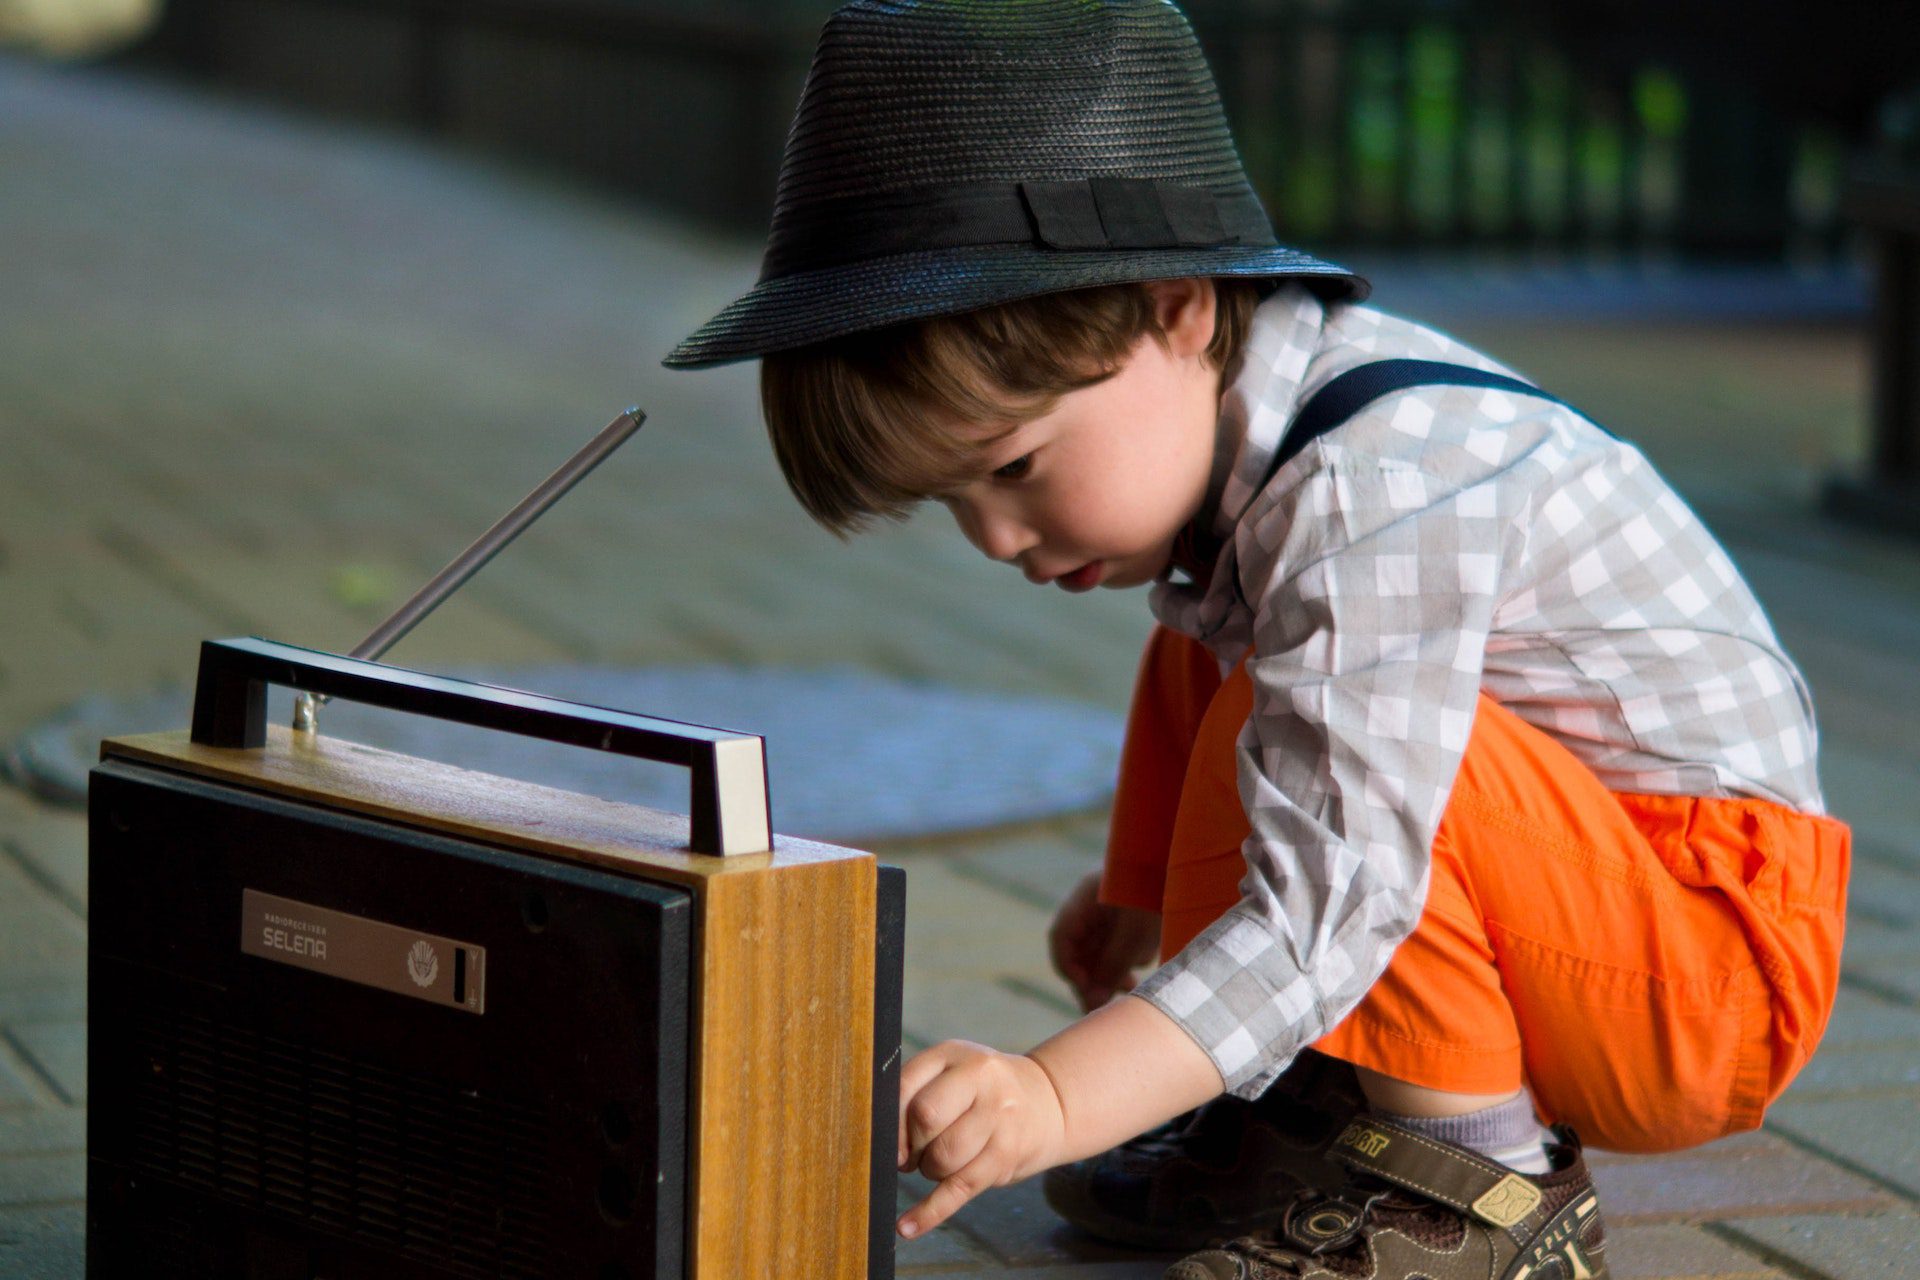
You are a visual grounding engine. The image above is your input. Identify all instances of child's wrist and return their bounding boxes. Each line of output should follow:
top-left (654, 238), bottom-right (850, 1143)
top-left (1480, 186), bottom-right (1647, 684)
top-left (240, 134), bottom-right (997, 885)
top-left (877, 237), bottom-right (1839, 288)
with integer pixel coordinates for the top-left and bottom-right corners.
top-left (1016, 1050), bottom-right (1072, 1175)
top-left (1025, 995), bottom-right (1224, 1166)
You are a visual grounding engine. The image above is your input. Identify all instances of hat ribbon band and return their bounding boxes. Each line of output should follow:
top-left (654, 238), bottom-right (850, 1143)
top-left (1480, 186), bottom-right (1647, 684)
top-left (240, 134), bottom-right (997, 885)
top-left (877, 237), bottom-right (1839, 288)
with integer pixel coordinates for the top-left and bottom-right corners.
top-left (759, 178), bottom-right (1277, 279)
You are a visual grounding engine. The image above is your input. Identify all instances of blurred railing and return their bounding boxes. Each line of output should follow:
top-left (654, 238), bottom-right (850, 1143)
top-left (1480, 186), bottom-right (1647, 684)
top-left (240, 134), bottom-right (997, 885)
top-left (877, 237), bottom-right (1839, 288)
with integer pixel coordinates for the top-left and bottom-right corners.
top-left (134, 0), bottom-right (1855, 262)
top-left (1189, 0), bottom-right (1851, 261)
top-left (137, 0), bottom-right (820, 229)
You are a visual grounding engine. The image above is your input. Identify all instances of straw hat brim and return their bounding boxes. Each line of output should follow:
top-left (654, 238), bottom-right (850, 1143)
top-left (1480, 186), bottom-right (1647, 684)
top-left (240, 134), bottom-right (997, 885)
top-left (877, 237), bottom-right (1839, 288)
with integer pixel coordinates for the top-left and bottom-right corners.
top-left (662, 243), bottom-right (1367, 369)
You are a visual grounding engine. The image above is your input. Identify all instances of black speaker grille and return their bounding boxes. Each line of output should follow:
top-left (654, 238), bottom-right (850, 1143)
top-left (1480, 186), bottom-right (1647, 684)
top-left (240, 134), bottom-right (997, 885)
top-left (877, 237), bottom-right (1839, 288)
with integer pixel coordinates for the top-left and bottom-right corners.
top-left (125, 1002), bottom-right (568, 1279)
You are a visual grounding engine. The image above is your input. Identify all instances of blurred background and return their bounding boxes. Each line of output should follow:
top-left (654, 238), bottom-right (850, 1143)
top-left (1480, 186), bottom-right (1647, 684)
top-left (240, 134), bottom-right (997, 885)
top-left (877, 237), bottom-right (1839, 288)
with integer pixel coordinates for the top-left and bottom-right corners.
top-left (3, 3), bottom-right (1920, 1276)
top-left (6, 0), bottom-right (1919, 498)
top-left (18, 0), bottom-right (1913, 260)
top-left (11, 0), bottom-right (1919, 518)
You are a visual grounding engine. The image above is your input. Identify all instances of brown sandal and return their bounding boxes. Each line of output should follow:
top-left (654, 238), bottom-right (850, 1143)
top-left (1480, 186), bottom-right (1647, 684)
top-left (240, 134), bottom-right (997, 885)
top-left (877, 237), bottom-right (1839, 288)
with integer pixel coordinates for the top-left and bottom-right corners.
top-left (1164, 1116), bottom-right (1609, 1279)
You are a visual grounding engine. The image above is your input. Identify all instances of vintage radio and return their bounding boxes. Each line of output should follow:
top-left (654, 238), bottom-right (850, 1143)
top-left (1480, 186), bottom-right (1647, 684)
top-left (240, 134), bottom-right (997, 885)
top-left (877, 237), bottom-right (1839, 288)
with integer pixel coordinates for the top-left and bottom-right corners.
top-left (88, 637), bottom-right (904, 1279)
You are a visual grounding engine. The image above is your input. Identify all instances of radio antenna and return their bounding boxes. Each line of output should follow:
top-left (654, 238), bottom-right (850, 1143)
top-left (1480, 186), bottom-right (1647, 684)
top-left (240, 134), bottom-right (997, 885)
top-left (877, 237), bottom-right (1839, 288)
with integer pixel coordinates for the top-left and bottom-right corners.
top-left (293, 407), bottom-right (645, 734)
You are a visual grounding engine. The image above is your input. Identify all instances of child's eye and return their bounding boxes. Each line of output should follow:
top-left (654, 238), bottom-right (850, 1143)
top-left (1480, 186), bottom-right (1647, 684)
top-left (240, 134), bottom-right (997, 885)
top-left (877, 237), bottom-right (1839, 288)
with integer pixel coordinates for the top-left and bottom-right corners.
top-left (993, 454), bottom-right (1033, 482)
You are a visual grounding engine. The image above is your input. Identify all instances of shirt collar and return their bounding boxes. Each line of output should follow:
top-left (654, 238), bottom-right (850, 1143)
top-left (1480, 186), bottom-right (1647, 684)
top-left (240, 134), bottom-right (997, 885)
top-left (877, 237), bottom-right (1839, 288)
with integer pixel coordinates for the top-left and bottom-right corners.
top-left (1210, 284), bottom-right (1328, 538)
top-left (1150, 285), bottom-right (1327, 644)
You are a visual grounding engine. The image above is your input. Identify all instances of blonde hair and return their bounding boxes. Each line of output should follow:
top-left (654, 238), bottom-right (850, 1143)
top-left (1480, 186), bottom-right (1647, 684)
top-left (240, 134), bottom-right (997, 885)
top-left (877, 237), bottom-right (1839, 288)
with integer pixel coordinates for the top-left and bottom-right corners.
top-left (760, 279), bottom-right (1262, 535)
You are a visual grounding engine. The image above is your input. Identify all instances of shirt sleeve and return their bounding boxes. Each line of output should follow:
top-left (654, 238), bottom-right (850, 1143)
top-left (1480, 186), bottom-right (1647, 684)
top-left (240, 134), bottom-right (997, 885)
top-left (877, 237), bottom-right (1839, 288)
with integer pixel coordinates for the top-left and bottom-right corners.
top-left (1133, 411), bottom-right (1532, 1097)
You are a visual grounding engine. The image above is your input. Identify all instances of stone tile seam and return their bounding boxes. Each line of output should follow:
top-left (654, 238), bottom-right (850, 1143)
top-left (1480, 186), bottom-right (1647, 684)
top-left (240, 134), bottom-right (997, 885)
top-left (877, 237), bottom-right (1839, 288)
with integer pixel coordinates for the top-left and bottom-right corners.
top-left (873, 811), bottom-right (1108, 864)
top-left (89, 518), bottom-right (259, 637)
top-left (460, 583), bottom-right (602, 665)
top-left (1849, 838), bottom-right (1920, 878)
top-left (1842, 901), bottom-right (1912, 930)
top-left (0, 836), bottom-right (86, 927)
top-left (1836, 969), bottom-right (1920, 1012)
top-left (0, 1194), bottom-right (88, 1217)
top-left (1776, 1082), bottom-right (1920, 1104)
top-left (1760, 1119), bottom-right (1920, 1206)
top-left (1609, 1197), bottom-right (1906, 1230)
top-left (1700, 1218), bottom-right (1844, 1280)
top-left (956, 1225), bottom-right (1044, 1271)
top-left (0, 1030), bottom-right (65, 1109)
top-left (941, 853), bottom-right (1075, 914)
top-left (75, 395), bottom-right (606, 664)
top-left (79, 409), bottom-right (273, 562)
top-left (53, 593), bottom-right (111, 645)
top-left (996, 974), bottom-right (1080, 1020)
top-left (892, 1196), bottom-right (1001, 1268)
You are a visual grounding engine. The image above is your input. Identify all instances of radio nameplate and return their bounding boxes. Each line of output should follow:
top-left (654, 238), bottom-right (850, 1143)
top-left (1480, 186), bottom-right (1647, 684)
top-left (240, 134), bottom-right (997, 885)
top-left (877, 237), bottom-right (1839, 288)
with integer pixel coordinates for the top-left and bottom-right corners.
top-left (241, 888), bottom-right (486, 1014)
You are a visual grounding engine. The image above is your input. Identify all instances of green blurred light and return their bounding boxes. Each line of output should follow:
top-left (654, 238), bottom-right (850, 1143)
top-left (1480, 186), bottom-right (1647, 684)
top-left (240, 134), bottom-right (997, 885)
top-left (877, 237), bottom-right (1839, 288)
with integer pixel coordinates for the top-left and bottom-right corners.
top-left (1634, 70), bottom-right (1686, 137)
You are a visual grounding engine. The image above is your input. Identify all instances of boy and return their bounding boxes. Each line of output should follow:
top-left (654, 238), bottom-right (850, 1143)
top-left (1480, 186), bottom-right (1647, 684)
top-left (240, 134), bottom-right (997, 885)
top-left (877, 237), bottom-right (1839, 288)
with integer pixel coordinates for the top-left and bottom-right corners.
top-left (667, 3), bottom-right (1851, 1277)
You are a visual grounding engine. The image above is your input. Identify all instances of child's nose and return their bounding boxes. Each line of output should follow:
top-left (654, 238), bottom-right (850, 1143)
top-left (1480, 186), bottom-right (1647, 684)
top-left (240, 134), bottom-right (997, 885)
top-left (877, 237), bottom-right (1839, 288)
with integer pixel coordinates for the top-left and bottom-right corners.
top-left (972, 509), bottom-right (1036, 564)
top-left (948, 498), bottom-right (1036, 564)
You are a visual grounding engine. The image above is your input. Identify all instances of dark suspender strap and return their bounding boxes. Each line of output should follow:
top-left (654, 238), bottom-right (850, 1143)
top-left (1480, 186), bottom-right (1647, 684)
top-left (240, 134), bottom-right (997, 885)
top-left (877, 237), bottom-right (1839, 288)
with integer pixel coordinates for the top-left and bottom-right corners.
top-left (1264, 358), bottom-right (1594, 491)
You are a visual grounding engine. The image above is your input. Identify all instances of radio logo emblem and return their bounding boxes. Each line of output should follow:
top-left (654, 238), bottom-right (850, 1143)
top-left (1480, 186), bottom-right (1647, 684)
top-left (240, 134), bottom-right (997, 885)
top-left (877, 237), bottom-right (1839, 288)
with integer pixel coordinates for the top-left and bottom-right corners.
top-left (407, 940), bottom-right (440, 988)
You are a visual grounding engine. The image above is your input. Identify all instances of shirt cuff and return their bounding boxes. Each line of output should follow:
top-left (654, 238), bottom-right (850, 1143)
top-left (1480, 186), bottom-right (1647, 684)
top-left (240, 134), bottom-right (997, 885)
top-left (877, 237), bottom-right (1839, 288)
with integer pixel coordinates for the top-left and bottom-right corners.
top-left (1132, 901), bottom-right (1331, 1098)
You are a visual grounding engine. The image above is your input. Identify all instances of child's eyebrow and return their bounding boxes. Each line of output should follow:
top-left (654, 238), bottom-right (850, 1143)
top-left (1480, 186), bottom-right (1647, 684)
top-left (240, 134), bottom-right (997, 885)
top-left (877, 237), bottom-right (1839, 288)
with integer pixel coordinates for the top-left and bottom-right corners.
top-left (925, 464), bottom-right (992, 501)
top-left (969, 443), bottom-right (1033, 485)
top-left (921, 441), bottom-right (1019, 500)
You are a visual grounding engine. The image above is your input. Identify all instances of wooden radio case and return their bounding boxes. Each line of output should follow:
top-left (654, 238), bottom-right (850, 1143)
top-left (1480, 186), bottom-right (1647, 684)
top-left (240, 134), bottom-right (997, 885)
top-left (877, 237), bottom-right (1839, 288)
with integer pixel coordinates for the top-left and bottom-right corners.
top-left (87, 638), bottom-right (904, 1279)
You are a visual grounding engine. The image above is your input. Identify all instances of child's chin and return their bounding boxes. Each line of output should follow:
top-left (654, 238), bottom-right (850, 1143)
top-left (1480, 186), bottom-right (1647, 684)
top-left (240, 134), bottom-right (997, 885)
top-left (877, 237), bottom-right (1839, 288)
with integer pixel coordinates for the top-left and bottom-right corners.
top-left (1102, 564), bottom-right (1157, 590)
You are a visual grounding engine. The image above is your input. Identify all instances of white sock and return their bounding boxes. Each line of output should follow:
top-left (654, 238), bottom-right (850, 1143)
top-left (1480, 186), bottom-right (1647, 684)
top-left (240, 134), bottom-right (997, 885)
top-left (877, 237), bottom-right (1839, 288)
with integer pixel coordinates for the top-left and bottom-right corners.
top-left (1378, 1093), bottom-right (1553, 1175)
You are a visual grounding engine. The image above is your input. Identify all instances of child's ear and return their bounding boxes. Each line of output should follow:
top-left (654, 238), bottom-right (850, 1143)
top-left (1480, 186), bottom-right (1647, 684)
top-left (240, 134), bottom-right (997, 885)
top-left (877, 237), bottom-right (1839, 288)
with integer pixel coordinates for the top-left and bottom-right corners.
top-left (1147, 278), bottom-right (1217, 359)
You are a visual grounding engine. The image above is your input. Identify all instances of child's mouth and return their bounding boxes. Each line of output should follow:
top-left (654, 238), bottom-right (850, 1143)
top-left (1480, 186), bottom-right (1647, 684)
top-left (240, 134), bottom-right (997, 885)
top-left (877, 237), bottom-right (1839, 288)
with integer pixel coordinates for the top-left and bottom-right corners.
top-left (1058, 561), bottom-right (1103, 592)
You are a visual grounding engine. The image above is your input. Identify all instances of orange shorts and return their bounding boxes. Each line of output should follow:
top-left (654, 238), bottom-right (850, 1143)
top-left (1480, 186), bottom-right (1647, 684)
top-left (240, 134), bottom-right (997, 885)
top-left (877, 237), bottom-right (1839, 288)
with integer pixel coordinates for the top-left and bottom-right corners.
top-left (1103, 627), bottom-right (1851, 1153)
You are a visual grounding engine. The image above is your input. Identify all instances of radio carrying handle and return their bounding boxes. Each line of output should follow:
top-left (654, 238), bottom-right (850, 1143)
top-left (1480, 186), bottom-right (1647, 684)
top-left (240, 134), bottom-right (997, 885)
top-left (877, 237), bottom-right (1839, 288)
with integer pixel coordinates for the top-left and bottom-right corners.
top-left (190, 636), bottom-right (772, 855)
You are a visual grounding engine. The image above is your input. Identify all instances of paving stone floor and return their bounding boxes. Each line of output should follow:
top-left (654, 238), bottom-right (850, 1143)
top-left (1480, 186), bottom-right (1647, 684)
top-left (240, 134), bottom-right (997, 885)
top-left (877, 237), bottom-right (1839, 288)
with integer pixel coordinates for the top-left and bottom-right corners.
top-left (1, 52), bottom-right (1917, 1279)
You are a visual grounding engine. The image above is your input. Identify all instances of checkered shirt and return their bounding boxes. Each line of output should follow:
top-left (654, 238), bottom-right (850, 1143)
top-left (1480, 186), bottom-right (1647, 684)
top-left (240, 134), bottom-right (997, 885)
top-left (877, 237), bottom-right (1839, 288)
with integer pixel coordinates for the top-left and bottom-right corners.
top-left (1135, 286), bottom-right (1825, 1098)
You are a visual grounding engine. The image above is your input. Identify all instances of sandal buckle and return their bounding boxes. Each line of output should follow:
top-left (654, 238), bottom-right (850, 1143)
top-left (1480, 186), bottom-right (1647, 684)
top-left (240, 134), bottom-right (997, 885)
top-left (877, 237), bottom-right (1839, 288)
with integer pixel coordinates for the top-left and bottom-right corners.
top-left (1281, 1196), bottom-right (1364, 1254)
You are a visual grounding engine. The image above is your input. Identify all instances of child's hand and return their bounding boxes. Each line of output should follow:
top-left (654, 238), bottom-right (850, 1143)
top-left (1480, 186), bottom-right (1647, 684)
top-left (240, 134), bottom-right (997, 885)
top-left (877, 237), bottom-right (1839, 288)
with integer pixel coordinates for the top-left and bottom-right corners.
top-left (1048, 870), bottom-right (1162, 1011)
top-left (896, 1041), bottom-right (1067, 1239)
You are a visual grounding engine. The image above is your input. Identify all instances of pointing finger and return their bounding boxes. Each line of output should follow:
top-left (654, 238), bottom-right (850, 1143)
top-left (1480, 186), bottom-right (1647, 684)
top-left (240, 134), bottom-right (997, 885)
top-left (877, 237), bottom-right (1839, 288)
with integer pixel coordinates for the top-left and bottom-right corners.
top-left (899, 1149), bottom-right (998, 1240)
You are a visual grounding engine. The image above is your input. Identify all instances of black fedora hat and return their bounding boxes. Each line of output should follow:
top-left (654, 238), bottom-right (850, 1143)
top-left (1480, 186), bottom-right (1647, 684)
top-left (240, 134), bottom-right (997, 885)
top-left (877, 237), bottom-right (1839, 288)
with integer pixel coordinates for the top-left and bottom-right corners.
top-left (664, 0), bottom-right (1367, 369)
